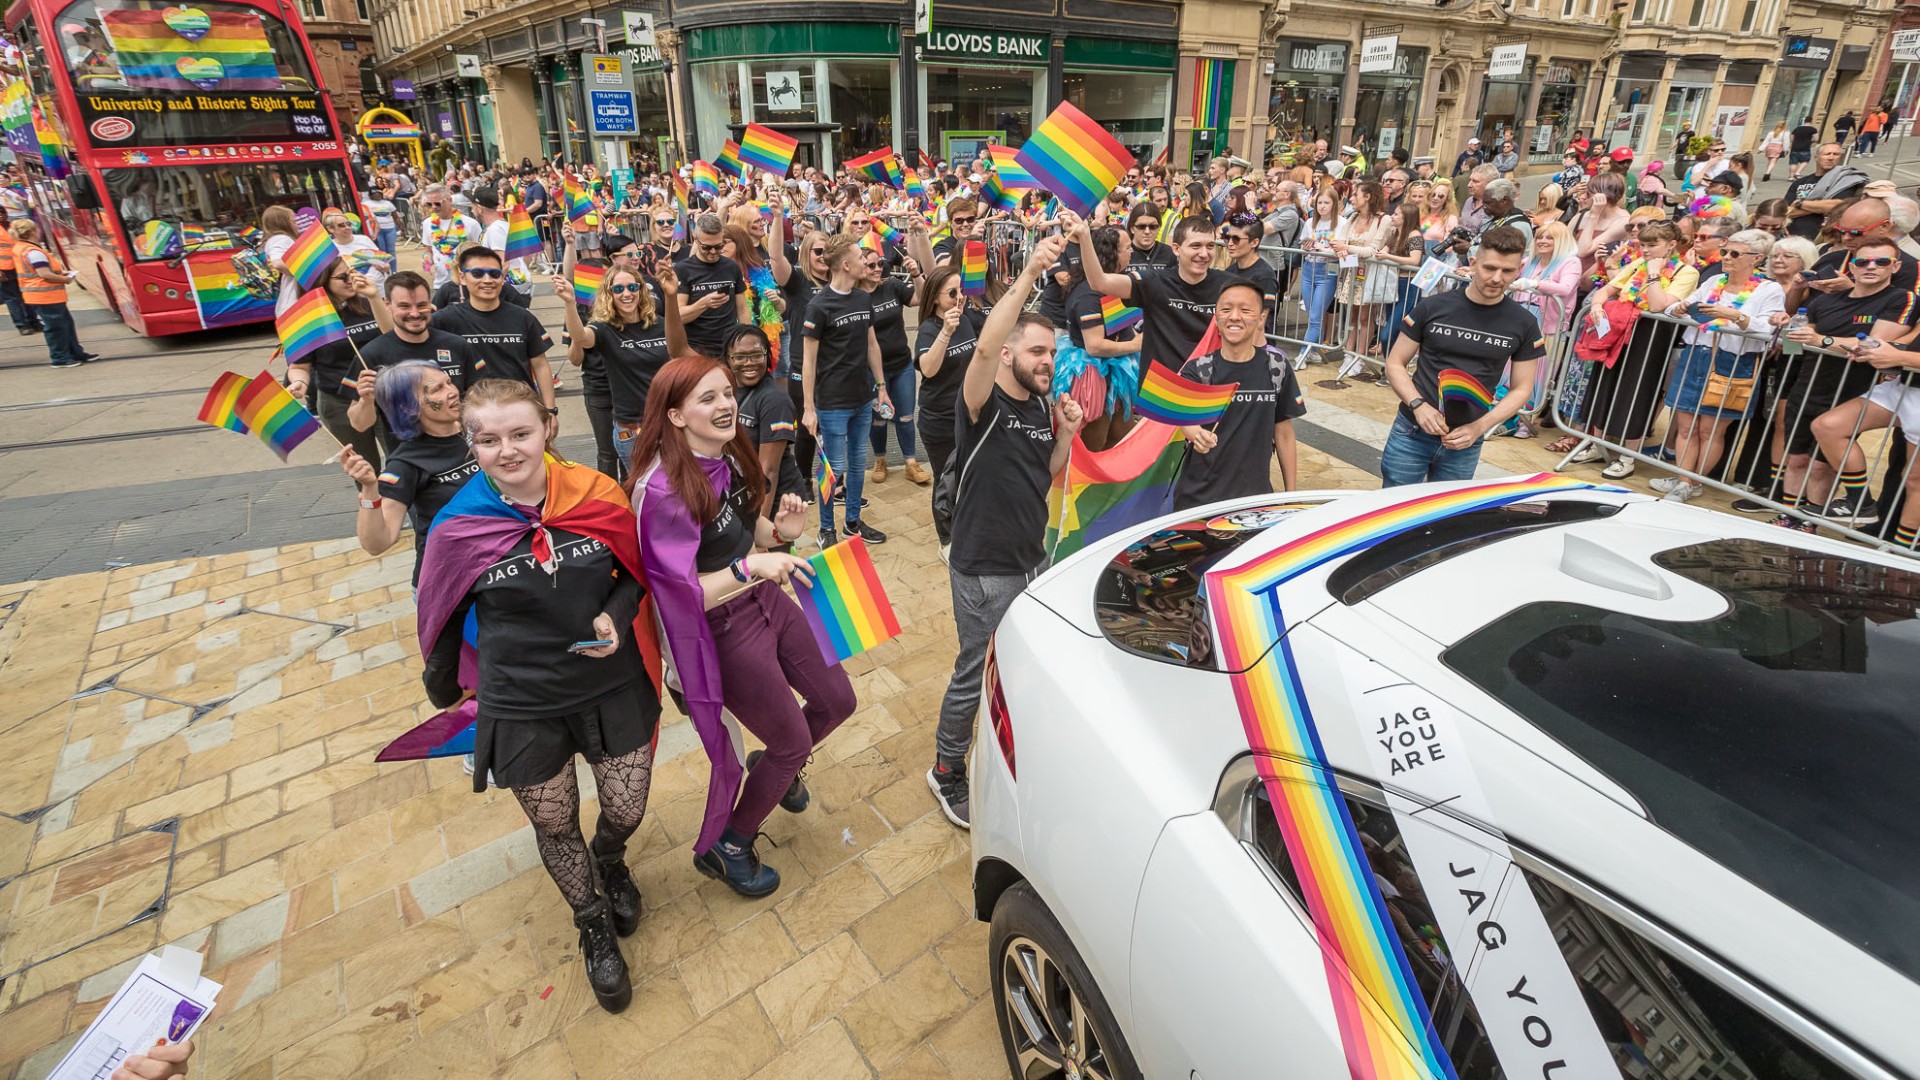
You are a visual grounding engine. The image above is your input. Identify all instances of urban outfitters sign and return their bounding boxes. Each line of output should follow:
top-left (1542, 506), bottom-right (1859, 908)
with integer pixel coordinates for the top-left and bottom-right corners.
top-left (918, 28), bottom-right (1049, 64)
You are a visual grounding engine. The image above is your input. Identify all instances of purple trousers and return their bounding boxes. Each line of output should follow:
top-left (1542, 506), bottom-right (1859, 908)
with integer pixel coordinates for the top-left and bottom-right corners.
top-left (707, 581), bottom-right (857, 836)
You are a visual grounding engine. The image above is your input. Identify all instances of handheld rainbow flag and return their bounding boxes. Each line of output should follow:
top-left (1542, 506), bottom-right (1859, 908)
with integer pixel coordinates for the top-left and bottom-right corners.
top-left (845, 148), bottom-right (895, 185)
top-left (1014, 101), bottom-right (1135, 218)
top-left (186, 255), bottom-right (273, 329)
top-left (978, 171), bottom-right (1019, 214)
top-left (882, 155), bottom-right (906, 188)
top-left (986, 144), bottom-right (1036, 189)
top-left (691, 160), bottom-right (719, 197)
top-left (960, 241), bottom-right (987, 297)
top-left (227, 371), bottom-right (324, 461)
top-left (792, 535), bottom-right (902, 665)
top-left (563, 180), bottom-right (595, 224)
top-left (903, 171), bottom-right (926, 200)
top-left (856, 232), bottom-right (882, 257)
top-left (737, 123), bottom-right (799, 177)
top-left (572, 262), bottom-right (605, 306)
top-left (280, 220), bottom-right (336, 293)
top-left (714, 140), bottom-right (743, 179)
top-left (870, 219), bottom-right (902, 247)
top-left (816, 450), bottom-right (837, 507)
top-left (196, 371), bottom-right (251, 433)
top-left (671, 173), bottom-right (690, 207)
top-left (276, 288), bottom-right (349, 363)
top-left (1438, 368), bottom-right (1495, 415)
top-left (503, 206), bottom-right (542, 263)
top-left (1100, 295), bottom-right (1142, 337)
top-left (1134, 361), bottom-right (1237, 426)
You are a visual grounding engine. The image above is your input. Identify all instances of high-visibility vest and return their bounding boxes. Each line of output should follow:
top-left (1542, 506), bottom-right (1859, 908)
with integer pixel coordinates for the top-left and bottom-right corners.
top-left (14, 242), bottom-right (67, 304)
top-left (0, 232), bottom-right (16, 274)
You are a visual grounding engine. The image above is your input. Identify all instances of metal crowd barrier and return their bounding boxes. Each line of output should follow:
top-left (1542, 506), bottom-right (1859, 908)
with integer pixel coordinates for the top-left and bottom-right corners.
top-left (1260, 245), bottom-right (1456, 381)
top-left (1543, 303), bottom-right (1920, 557)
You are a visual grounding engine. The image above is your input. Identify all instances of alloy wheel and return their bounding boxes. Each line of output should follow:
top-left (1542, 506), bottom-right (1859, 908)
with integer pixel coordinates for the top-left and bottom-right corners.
top-left (1000, 934), bottom-right (1115, 1080)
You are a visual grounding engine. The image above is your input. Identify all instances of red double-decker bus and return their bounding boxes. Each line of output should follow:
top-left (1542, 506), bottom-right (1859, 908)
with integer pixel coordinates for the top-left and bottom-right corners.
top-left (4, 0), bottom-right (357, 335)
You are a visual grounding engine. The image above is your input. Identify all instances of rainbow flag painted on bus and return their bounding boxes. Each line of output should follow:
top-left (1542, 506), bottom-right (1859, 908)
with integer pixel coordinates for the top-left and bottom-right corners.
top-left (845, 148), bottom-right (895, 186)
top-left (503, 206), bottom-right (542, 263)
top-left (793, 535), bottom-right (901, 665)
top-left (961, 241), bottom-right (987, 297)
top-left (1013, 101), bottom-right (1135, 218)
top-left (1134, 361), bottom-right (1236, 426)
top-left (691, 160), bottom-right (719, 197)
top-left (738, 123), bottom-right (799, 177)
top-left (572, 262), bottom-right (605, 306)
top-left (186, 255), bottom-right (273, 329)
top-left (1100, 295), bottom-right (1141, 337)
top-left (986, 144), bottom-right (1036, 189)
top-left (714, 140), bottom-right (743, 179)
top-left (276, 289), bottom-right (348, 363)
top-left (98, 7), bottom-right (280, 91)
top-left (280, 220), bottom-right (336, 293)
top-left (1202, 474), bottom-right (1609, 1080)
top-left (30, 103), bottom-right (66, 179)
top-left (179, 223), bottom-right (234, 251)
top-left (197, 370), bottom-right (322, 461)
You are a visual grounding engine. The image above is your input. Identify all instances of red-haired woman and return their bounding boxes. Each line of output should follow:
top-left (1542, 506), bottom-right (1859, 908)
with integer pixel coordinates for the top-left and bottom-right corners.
top-left (629, 357), bottom-right (857, 898)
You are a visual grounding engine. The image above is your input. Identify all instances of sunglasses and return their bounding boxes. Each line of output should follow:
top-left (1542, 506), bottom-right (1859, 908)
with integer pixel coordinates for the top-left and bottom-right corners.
top-left (607, 282), bottom-right (644, 294)
top-left (1850, 256), bottom-right (1896, 268)
top-left (654, 218), bottom-right (676, 226)
top-left (949, 216), bottom-right (976, 226)
top-left (1834, 219), bottom-right (1891, 239)
top-left (1723, 249), bottom-right (1757, 259)
top-left (695, 241), bottom-right (725, 254)
top-left (1223, 233), bottom-right (1252, 243)
top-left (463, 267), bottom-right (503, 279)
top-left (1131, 222), bottom-right (1157, 230)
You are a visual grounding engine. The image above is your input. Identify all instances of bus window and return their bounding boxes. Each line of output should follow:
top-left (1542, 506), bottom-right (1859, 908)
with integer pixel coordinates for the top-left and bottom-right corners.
top-left (101, 161), bottom-right (353, 260)
top-left (49, 0), bottom-right (317, 92)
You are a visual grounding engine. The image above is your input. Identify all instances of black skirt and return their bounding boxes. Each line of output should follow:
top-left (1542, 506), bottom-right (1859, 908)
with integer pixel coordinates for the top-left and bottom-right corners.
top-left (474, 687), bottom-right (658, 791)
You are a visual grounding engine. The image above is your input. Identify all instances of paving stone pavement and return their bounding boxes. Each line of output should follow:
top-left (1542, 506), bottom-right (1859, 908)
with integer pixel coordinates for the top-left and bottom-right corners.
top-left (0, 369), bottom-right (1764, 1080)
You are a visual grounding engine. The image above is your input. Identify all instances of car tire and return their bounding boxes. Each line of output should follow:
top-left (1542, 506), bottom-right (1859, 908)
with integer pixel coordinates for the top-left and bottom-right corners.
top-left (989, 881), bottom-right (1142, 1080)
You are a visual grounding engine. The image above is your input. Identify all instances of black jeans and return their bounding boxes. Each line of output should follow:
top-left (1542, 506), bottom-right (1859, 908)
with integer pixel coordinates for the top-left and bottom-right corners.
top-left (922, 418), bottom-right (955, 545)
top-left (786, 376), bottom-right (817, 488)
top-left (582, 386), bottom-right (620, 479)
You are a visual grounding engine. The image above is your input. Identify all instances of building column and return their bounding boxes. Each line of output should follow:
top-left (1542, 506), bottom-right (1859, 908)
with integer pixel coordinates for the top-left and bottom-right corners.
top-left (534, 58), bottom-right (561, 159)
top-left (1698, 59), bottom-right (1732, 146)
top-left (1515, 65), bottom-right (1546, 165)
top-left (1456, 61), bottom-right (1489, 162)
top-left (666, 27), bottom-right (698, 160)
top-left (1642, 55), bottom-right (1677, 160)
top-left (1587, 52), bottom-right (1620, 138)
top-left (900, 25), bottom-right (920, 154)
top-left (1336, 40), bottom-right (1361, 150)
top-left (1415, 59), bottom-right (1442, 156)
top-left (1047, 34), bottom-right (1065, 110)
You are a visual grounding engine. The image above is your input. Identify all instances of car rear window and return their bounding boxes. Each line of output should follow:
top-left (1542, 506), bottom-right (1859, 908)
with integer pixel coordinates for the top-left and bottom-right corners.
top-left (1094, 504), bottom-right (1316, 668)
top-left (1445, 538), bottom-right (1920, 982)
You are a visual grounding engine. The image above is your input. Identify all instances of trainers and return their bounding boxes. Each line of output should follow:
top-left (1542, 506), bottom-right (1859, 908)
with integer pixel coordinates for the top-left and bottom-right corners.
top-left (1820, 491), bottom-right (1881, 525)
top-left (1660, 481), bottom-right (1700, 503)
top-left (1567, 444), bottom-right (1607, 464)
top-left (595, 858), bottom-right (643, 937)
top-left (904, 459), bottom-right (932, 485)
top-left (693, 829), bottom-right (781, 898)
top-left (817, 523), bottom-right (839, 549)
top-left (927, 761), bottom-right (970, 829)
top-left (574, 902), bottom-right (632, 1013)
top-left (1731, 496), bottom-right (1772, 514)
top-left (1600, 458), bottom-right (1636, 479)
top-left (744, 749), bottom-right (810, 813)
top-left (869, 458), bottom-right (888, 483)
top-left (848, 520), bottom-right (887, 544)
top-left (1648, 477), bottom-right (1682, 494)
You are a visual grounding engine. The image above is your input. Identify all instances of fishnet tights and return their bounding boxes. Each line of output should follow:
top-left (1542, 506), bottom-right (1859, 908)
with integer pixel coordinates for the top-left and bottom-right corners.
top-left (509, 741), bottom-right (655, 914)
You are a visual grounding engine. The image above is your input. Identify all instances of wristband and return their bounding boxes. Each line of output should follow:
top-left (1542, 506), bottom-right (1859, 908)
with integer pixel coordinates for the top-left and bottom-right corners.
top-left (358, 496), bottom-right (382, 510)
top-left (1406, 397), bottom-right (1427, 411)
top-left (729, 557), bottom-right (751, 583)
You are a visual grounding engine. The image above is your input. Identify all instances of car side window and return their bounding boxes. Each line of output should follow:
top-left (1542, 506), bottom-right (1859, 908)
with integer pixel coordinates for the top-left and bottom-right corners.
top-left (1247, 785), bottom-right (1857, 1079)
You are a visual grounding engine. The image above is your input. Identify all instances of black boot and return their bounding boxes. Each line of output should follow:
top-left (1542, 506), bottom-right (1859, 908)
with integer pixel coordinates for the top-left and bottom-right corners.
top-left (744, 749), bottom-right (810, 813)
top-left (574, 902), bottom-right (631, 1013)
top-left (693, 828), bottom-right (781, 897)
top-left (596, 857), bottom-right (643, 937)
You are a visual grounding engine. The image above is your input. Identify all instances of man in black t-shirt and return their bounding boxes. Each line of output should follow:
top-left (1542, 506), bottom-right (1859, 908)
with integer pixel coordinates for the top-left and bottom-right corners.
top-left (1173, 281), bottom-right (1304, 510)
top-left (429, 247), bottom-right (556, 415)
top-left (674, 212), bottom-right (750, 358)
top-left (1080, 212), bottom-right (1228, 372)
top-left (1788, 118), bottom-right (1819, 176)
top-left (1784, 144), bottom-right (1863, 241)
top-left (932, 233), bottom-right (1083, 830)
top-left (1793, 199), bottom-right (1920, 304)
top-left (358, 271), bottom-right (477, 388)
top-left (1381, 225), bottom-right (1543, 486)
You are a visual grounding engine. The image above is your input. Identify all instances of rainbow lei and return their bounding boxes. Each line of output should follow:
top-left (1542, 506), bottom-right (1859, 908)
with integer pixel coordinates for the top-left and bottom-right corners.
top-left (1699, 273), bottom-right (1761, 333)
top-left (1620, 255), bottom-right (1681, 309)
top-left (424, 214), bottom-right (470, 257)
top-left (747, 262), bottom-right (782, 362)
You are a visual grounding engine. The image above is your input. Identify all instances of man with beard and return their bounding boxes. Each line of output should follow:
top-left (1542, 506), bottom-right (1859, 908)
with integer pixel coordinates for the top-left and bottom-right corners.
top-left (345, 271), bottom-right (479, 436)
top-left (929, 233), bottom-right (1084, 830)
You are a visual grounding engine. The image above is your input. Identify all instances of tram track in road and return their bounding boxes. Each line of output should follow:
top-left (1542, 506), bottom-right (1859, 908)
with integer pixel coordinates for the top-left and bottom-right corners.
top-left (0, 386), bottom-right (207, 413)
top-left (0, 337), bottom-right (278, 371)
top-left (0, 423), bottom-right (214, 452)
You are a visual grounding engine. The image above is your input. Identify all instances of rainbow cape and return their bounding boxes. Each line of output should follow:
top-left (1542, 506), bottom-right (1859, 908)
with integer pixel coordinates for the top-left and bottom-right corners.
top-left (196, 370), bottom-right (320, 461)
top-left (396, 458), bottom-right (664, 764)
top-left (738, 123), bottom-right (798, 177)
top-left (1202, 474), bottom-right (1608, 1080)
top-left (276, 289), bottom-right (348, 363)
top-left (281, 220), bottom-right (336, 293)
top-left (1014, 101), bottom-right (1134, 218)
top-left (960, 241), bottom-right (987, 297)
top-left (572, 262), bottom-right (605, 306)
top-left (715, 140), bottom-right (743, 179)
top-left (986, 144), bottom-right (1036, 189)
top-left (792, 535), bottom-right (902, 665)
top-left (633, 455), bottom-right (753, 853)
top-left (1044, 418), bottom-right (1186, 561)
top-left (845, 148), bottom-right (895, 186)
top-left (1135, 360), bottom-right (1237, 426)
top-left (97, 7), bottom-right (280, 91)
top-left (503, 206), bottom-right (542, 263)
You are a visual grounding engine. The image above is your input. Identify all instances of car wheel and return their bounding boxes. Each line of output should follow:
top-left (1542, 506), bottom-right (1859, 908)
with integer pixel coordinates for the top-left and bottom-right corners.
top-left (989, 882), bottom-right (1142, 1080)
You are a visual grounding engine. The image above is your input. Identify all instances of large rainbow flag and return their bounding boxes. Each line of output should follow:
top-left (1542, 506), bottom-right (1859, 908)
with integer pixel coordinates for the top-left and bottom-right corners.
top-left (845, 148), bottom-right (896, 186)
top-left (1204, 474), bottom-right (1609, 1080)
top-left (185, 255), bottom-right (274, 329)
top-left (1044, 419), bottom-right (1185, 561)
top-left (98, 8), bottom-right (281, 92)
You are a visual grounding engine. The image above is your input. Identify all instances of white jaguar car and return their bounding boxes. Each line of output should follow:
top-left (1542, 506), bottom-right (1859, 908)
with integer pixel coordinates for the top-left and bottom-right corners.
top-left (970, 477), bottom-right (1920, 1080)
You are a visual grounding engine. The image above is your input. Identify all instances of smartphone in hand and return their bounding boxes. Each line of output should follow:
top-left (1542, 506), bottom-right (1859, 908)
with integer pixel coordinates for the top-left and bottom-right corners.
top-left (568, 640), bottom-right (615, 653)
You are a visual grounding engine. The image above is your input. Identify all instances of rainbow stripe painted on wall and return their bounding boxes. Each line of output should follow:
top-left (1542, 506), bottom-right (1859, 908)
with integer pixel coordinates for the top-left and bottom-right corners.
top-left (1203, 474), bottom-right (1607, 1080)
top-left (1192, 57), bottom-right (1231, 129)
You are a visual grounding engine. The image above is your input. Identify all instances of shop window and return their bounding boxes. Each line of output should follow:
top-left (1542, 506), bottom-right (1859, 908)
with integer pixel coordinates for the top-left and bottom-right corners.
top-left (925, 66), bottom-right (1037, 162)
top-left (690, 62), bottom-right (742, 165)
top-left (749, 61), bottom-right (818, 123)
top-left (827, 61), bottom-right (893, 161)
top-left (1241, 782), bottom-right (1858, 1078)
top-left (1065, 72), bottom-right (1170, 165)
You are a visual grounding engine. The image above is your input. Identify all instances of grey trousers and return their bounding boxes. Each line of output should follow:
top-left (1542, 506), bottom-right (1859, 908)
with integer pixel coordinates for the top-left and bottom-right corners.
top-left (935, 567), bottom-right (1036, 766)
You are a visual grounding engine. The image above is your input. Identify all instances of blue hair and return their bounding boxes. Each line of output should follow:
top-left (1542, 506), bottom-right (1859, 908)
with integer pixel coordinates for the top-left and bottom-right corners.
top-left (373, 360), bottom-right (439, 441)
